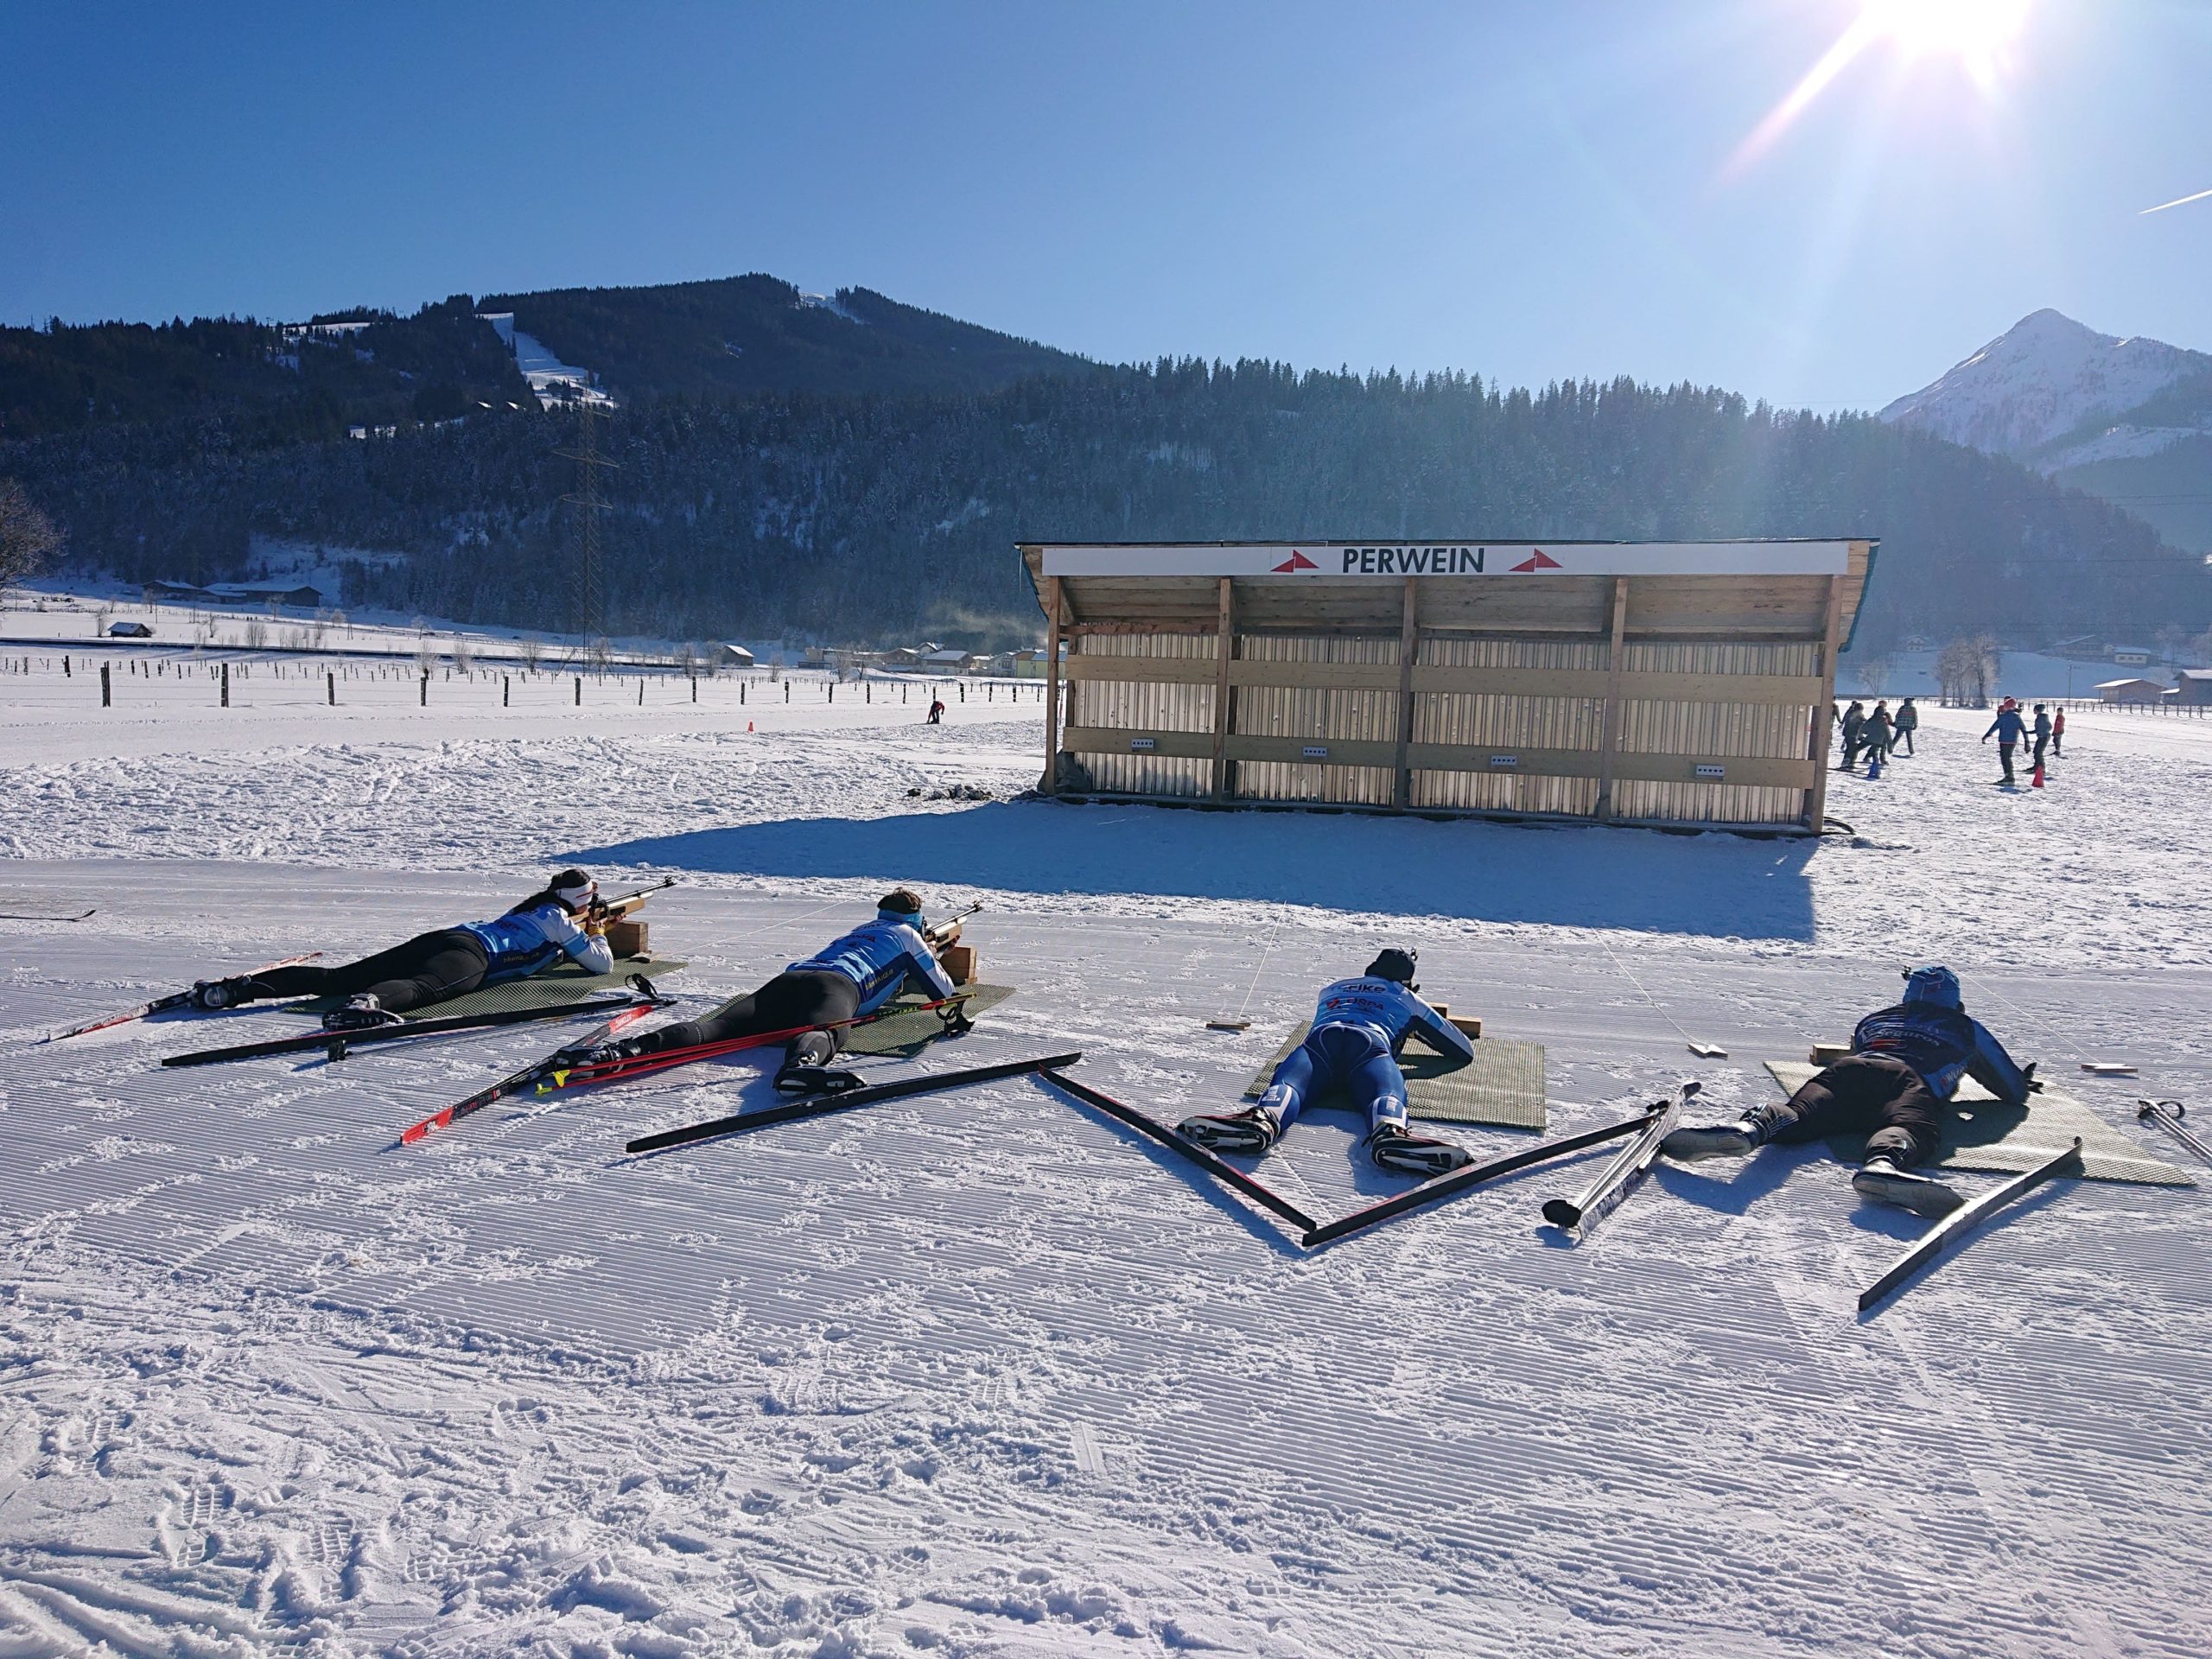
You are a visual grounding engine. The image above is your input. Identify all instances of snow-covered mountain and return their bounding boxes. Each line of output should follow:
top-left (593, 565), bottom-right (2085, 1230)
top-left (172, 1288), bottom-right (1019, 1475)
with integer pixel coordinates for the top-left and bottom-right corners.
top-left (1879, 308), bottom-right (2212, 471)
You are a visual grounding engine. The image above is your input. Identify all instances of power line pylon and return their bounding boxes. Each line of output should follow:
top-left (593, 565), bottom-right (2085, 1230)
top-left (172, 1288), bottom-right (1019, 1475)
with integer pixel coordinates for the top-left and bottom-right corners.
top-left (555, 402), bottom-right (618, 669)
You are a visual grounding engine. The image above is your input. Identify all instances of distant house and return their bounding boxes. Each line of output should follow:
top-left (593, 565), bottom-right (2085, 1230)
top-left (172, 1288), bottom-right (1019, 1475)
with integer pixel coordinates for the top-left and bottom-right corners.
top-left (2109, 645), bottom-right (2155, 666)
top-left (923, 648), bottom-right (979, 673)
top-left (2176, 669), bottom-right (2212, 707)
top-left (207, 583), bottom-right (324, 608)
top-left (880, 647), bottom-right (925, 671)
top-left (143, 581), bottom-right (211, 603)
top-left (716, 643), bottom-right (755, 668)
top-left (2095, 677), bottom-right (2166, 704)
top-left (108, 620), bottom-right (155, 638)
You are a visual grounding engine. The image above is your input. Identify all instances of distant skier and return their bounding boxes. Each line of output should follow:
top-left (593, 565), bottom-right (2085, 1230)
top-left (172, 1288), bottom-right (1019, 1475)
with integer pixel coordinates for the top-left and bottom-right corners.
top-left (2029, 703), bottom-right (2053, 774)
top-left (2050, 707), bottom-right (2065, 756)
top-left (1662, 966), bottom-right (2038, 1217)
top-left (188, 869), bottom-right (615, 1030)
top-left (926, 696), bottom-right (946, 725)
top-left (1982, 697), bottom-right (2026, 785)
top-left (1838, 702), bottom-right (1866, 770)
top-left (580, 888), bottom-right (957, 1092)
top-left (1178, 950), bottom-right (1478, 1177)
top-left (1891, 696), bottom-right (1919, 756)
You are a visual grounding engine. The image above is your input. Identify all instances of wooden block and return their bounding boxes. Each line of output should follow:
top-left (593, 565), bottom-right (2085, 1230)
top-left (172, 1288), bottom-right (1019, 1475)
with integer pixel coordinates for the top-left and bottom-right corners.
top-left (1810, 1042), bottom-right (1849, 1065)
top-left (941, 943), bottom-right (977, 985)
top-left (1448, 1015), bottom-right (1483, 1039)
top-left (607, 918), bottom-right (649, 958)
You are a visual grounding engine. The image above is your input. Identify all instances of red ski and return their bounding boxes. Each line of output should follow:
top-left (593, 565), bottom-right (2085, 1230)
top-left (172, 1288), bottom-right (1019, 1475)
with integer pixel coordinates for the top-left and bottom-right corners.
top-left (46, 952), bottom-right (326, 1043)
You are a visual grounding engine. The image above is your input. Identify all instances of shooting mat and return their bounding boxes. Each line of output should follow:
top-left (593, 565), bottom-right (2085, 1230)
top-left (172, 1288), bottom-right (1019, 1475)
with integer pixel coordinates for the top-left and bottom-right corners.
top-left (1763, 1060), bottom-right (2190, 1186)
top-left (283, 957), bottom-right (683, 1021)
top-left (844, 985), bottom-right (1018, 1058)
top-left (1244, 1024), bottom-right (1547, 1131)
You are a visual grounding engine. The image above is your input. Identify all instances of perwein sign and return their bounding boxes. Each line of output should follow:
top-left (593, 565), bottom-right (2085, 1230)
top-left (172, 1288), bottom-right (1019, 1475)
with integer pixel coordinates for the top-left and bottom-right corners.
top-left (1039, 541), bottom-right (1853, 578)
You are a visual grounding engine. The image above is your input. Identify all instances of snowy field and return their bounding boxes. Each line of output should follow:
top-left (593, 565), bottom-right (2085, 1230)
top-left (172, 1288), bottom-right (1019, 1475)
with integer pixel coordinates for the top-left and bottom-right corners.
top-left (2, 669), bottom-right (2209, 1657)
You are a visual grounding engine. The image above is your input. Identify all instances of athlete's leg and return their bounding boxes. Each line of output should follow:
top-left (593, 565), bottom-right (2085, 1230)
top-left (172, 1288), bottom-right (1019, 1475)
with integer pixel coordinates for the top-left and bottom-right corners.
top-left (217, 931), bottom-right (484, 1006)
top-left (618, 969), bottom-right (857, 1059)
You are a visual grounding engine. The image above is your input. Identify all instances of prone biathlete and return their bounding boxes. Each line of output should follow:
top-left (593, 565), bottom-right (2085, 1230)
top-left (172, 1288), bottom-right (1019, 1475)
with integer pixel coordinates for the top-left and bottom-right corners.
top-left (1178, 949), bottom-right (1478, 1177)
top-left (1661, 965), bottom-right (2037, 1216)
top-left (584, 888), bottom-right (957, 1091)
top-left (188, 869), bottom-right (615, 1030)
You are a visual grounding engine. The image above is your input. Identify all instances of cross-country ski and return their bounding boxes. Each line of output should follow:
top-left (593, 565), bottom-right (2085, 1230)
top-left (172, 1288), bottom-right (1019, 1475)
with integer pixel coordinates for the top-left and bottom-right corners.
top-left (43, 951), bottom-right (325, 1042)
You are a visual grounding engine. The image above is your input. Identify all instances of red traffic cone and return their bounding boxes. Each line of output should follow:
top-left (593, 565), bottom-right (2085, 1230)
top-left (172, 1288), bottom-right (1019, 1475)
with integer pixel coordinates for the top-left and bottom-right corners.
top-left (747, 721), bottom-right (755, 733)
top-left (2031, 763), bottom-right (2044, 788)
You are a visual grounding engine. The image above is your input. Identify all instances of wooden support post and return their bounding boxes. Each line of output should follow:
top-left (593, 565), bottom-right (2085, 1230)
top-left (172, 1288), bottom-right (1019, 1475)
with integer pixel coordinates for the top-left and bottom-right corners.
top-left (220, 663), bottom-right (230, 708)
top-left (1807, 575), bottom-right (1844, 832)
top-left (1393, 576), bottom-right (1419, 810)
top-left (1211, 576), bottom-right (1236, 801)
top-left (328, 670), bottom-right (337, 705)
top-left (1043, 575), bottom-right (1065, 794)
top-left (1592, 577), bottom-right (1630, 819)
top-left (100, 664), bottom-right (111, 707)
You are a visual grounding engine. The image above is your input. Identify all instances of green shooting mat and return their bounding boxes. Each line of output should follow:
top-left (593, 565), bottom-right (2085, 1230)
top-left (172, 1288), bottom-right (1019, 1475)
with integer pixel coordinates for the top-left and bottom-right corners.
top-left (1763, 1060), bottom-right (2192, 1186)
top-left (1243, 1024), bottom-right (1548, 1131)
top-left (843, 984), bottom-right (1017, 1058)
top-left (281, 957), bottom-right (683, 1021)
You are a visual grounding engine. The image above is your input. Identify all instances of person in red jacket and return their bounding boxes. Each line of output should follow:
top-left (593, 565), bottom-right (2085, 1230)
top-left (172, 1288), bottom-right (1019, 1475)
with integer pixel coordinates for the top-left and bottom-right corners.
top-left (2051, 707), bottom-right (2066, 756)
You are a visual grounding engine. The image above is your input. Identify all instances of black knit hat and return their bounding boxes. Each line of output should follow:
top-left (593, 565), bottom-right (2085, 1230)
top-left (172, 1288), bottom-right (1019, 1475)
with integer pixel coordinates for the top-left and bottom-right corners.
top-left (1366, 947), bottom-right (1418, 986)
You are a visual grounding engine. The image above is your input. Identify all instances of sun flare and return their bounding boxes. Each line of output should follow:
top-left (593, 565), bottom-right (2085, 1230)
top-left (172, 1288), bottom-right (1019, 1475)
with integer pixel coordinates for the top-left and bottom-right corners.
top-left (1859, 0), bottom-right (2031, 63)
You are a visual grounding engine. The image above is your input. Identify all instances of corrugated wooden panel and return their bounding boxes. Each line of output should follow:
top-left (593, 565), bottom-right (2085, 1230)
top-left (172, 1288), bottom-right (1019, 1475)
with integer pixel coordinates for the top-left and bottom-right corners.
top-left (1411, 770), bottom-right (1602, 814)
top-left (1614, 779), bottom-right (1805, 825)
top-left (1411, 635), bottom-right (1608, 757)
top-left (1082, 753), bottom-right (1211, 798)
top-left (1069, 632), bottom-right (1216, 735)
top-left (1230, 632), bottom-right (1402, 805)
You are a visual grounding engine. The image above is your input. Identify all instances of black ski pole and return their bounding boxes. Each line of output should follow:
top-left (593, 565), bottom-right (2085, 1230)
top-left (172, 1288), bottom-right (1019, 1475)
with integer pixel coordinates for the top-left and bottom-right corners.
top-left (2137, 1099), bottom-right (2210, 1166)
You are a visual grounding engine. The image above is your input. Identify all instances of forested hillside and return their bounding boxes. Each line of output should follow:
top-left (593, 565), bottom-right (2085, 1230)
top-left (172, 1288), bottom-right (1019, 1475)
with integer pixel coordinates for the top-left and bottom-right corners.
top-left (0, 299), bottom-right (531, 443)
top-left (482, 274), bottom-right (1092, 403)
top-left (10, 357), bottom-right (2205, 652)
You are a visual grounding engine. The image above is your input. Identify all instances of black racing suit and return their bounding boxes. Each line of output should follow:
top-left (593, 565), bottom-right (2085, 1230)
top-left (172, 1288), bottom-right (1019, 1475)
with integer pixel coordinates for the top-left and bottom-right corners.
top-left (244, 930), bottom-right (493, 1014)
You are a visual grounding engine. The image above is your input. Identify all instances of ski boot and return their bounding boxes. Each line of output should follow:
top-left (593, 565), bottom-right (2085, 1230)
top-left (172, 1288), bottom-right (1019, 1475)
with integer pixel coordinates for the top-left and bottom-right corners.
top-left (321, 994), bottom-right (403, 1033)
top-left (773, 1031), bottom-right (863, 1096)
top-left (1850, 1156), bottom-right (1963, 1218)
top-left (1177, 1103), bottom-right (1282, 1154)
top-left (189, 976), bottom-right (263, 1011)
top-left (1662, 1099), bottom-right (1798, 1163)
top-left (1366, 1122), bottom-right (1472, 1178)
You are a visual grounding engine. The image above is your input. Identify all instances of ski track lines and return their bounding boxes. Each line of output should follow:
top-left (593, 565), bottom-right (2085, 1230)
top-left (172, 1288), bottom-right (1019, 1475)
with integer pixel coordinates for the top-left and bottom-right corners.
top-left (2, 717), bottom-right (2211, 1651)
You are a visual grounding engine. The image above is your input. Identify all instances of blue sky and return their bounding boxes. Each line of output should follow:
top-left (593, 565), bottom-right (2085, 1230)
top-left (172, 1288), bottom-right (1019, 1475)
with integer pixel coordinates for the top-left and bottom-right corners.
top-left (3, 0), bottom-right (2206, 411)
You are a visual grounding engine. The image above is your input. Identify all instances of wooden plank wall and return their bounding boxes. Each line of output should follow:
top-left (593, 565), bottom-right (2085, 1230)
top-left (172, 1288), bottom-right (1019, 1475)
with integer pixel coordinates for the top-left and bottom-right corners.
top-left (1038, 549), bottom-right (1865, 831)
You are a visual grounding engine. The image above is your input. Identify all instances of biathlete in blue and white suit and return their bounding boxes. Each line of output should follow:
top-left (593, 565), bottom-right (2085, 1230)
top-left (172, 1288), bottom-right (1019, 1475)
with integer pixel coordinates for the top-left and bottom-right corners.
top-left (188, 869), bottom-right (615, 1030)
top-left (1662, 965), bottom-right (2039, 1217)
top-left (590, 888), bottom-right (957, 1091)
top-left (1179, 949), bottom-right (1480, 1177)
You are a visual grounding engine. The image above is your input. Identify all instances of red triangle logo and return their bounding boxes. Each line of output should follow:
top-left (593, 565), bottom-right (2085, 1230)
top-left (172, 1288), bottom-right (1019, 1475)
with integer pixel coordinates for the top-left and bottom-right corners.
top-left (1510, 549), bottom-right (1562, 573)
top-left (1272, 550), bottom-right (1319, 573)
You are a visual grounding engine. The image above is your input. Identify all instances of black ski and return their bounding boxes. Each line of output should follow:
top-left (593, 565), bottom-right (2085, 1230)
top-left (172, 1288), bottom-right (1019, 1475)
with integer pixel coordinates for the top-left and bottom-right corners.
top-left (626, 1050), bottom-right (1083, 1154)
top-left (0, 907), bottom-right (97, 922)
top-left (1858, 1137), bottom-right (2084, 1313)
top-left (1541, 1081), bottom-right (1696, 1235)
top-left (162, 978), bottom-right (672, 1068)
top-left (1307, 1107), bottom-right (1664, 1248)
top-left (1039, 1069), bottom-right (1319, 1235)
top-left (399, 1001), bottom-right (666, 1144)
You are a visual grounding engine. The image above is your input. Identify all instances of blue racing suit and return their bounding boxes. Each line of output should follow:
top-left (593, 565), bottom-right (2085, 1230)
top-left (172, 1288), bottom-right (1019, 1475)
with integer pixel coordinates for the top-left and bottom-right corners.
top-left (789, 917), bottom-right (957, 1016)
top-left (1259, 977), bottom-right (1476, 1135)
top-left (1851, 1001), bottom-right (2031, 1105)
top-left (460, 899), bottom-right (615, 985)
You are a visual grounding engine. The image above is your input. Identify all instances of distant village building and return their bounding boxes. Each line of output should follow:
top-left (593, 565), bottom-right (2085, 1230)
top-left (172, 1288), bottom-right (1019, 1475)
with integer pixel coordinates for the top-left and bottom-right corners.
top-left (2175, 668), bottom-right (2212, 707)
top-left (923, 648), bottom-right (979, 673)
top-left (715, 643), bottom-right (756, 668)
top-left (141, 581), bottom-right (324, 608)
top-left (107, 620), bottom-right (155, 638)
top-left (2094, 677), bottom-right (2167, 704)
top-left (2109, 645), bottom-right (2155, 666)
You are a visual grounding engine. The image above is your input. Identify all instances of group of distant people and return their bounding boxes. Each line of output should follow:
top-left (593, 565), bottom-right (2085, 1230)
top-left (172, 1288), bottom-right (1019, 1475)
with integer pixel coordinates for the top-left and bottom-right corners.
top-left (1834, 696), bottom-right (1916, 772)
top-left (1980, 696), bottom-right (2060, 787)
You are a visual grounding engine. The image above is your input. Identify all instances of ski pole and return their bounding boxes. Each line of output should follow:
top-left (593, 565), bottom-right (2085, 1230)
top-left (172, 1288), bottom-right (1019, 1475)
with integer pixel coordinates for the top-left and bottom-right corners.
top-left (2137, 1099), bottom-right (2211, 1166)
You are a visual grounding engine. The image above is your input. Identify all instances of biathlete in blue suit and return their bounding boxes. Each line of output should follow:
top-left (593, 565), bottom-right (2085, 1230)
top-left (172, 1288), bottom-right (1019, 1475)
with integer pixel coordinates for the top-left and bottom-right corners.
top-left (588, 888), bottom-right (958, 1091)
top-left (1179, 949), bottom-right (1481, 1178)
top-left (1662, 965), bottom-right (2039, 1217)
top-left (188, 868), bottom-right (616, 1030)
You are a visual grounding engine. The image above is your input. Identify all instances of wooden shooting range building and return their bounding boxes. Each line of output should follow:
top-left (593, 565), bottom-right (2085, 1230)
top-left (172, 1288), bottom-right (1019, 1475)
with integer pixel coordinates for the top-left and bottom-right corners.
top-left (1020, 538), bottom-right (1876, 835)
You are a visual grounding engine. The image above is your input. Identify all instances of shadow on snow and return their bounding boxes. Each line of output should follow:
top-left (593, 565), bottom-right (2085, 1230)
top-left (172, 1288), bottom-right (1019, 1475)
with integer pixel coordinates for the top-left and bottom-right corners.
top-left (573, 798), bottom-right (1818, 941)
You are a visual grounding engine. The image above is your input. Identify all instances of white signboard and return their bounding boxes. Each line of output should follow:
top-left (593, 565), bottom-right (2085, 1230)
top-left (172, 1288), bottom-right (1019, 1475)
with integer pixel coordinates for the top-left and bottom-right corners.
top-left (1039, 541), bottom-right (1853, 579)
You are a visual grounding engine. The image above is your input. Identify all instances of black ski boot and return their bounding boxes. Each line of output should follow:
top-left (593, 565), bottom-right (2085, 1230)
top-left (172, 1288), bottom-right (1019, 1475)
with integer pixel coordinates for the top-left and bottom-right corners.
top-left (190, 976), bottom-right (264, 1011)
top-left (1366, 1122), bottom-right (1473, 1178)
top-left (1662, 1098), bottom-right (1798, 1163)
top-left (1851, 1155), bottom-right (1963, 1217)
top-left (774, 1030), bottom-right (861, 1095)
top-left (1177, 1103), bottom-right (1282, 1154)
top-left (322, 994), bottom-right (404, 1033)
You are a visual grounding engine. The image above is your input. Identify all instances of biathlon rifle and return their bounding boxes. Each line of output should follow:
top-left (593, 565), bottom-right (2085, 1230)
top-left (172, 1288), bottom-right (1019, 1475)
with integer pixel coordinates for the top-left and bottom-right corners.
top-left (587, 874), bottom-right (677, 927)
top-left (924, 900), bottom-right (982, 948)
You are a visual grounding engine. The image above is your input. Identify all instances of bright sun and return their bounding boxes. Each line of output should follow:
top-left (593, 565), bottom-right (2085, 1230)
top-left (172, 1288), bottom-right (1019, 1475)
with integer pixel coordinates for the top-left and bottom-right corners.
top-left (1859, 0), bottom-right (2031, 61)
